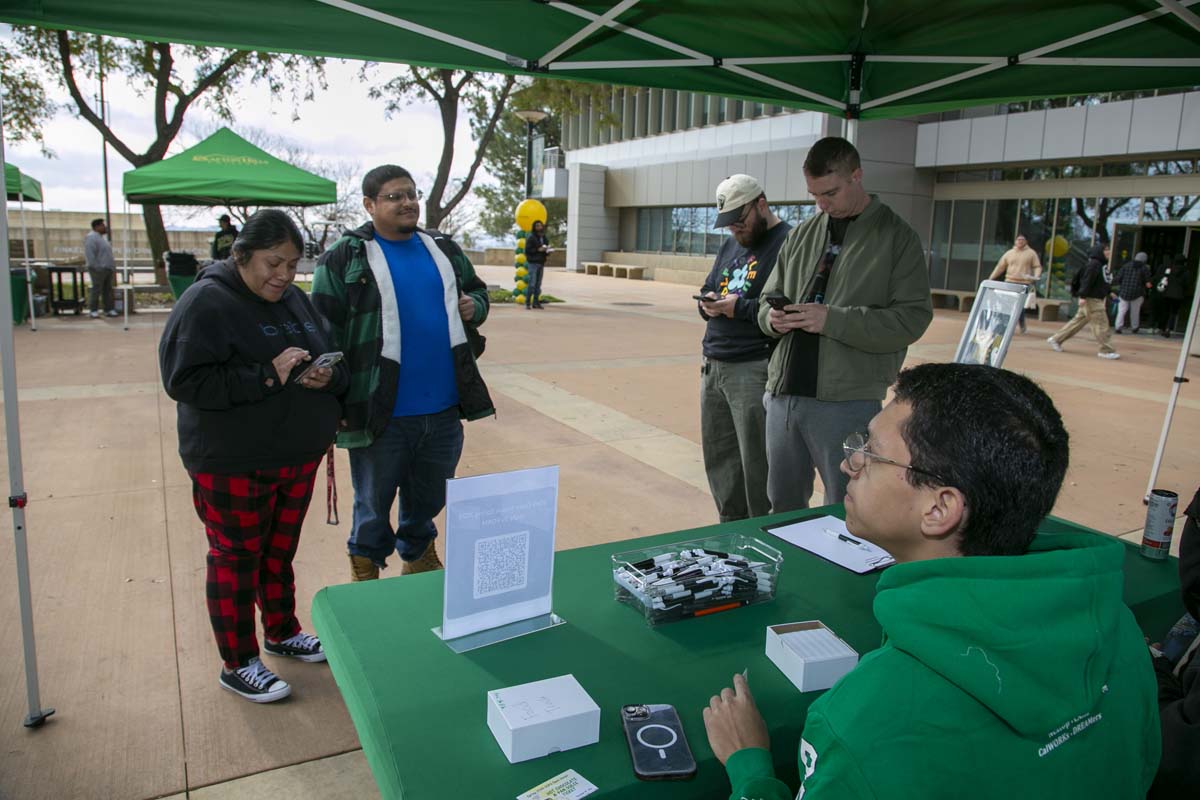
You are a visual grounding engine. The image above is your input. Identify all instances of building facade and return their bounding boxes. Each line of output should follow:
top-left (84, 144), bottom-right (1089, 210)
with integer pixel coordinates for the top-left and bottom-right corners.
top-left (550, 86), bottom-right (1198, 325)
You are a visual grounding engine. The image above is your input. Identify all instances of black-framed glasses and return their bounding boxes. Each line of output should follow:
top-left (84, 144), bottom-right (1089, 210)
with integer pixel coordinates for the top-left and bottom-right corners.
top-left (375, 189), bottom-right (423, 203)
top-left (842, 432), bottom-right (945, 483)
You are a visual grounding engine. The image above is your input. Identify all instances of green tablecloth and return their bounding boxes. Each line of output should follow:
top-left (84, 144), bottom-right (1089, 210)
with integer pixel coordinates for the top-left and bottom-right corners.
top-left (312, 507), bottom-right (1180, 800)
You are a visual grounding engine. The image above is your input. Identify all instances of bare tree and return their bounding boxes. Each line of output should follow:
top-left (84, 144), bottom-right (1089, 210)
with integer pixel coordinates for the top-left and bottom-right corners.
top-left (7, 28), bottom-right (326, 281)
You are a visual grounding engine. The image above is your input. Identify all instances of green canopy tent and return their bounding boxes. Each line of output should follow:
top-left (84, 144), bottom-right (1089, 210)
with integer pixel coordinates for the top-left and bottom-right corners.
top-left (4, 162), bottom-right (46, 330)
top-left (121, 126), bottom-right (337, 300)
top-left (0, 0), bottom-right (1197, 136)
top-left (0, 0), bottom-right (1198, 735)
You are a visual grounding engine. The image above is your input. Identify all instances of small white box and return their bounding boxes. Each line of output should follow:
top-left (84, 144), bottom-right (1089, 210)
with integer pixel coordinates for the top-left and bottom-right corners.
top-left (486, 674), bottom-right (600, 764)
top-left (765, 621), bottom-right (858, 693)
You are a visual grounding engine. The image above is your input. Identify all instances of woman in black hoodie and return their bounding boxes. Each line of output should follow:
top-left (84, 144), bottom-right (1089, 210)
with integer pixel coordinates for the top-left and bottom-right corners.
top-left (159, 210), bottom-right (348, 703)
top-left (1046, 242), bottom-right (1120, 360)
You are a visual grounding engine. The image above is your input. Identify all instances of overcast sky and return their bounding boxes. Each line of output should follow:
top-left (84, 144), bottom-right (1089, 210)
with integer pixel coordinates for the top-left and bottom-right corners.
top-left (2, 28), bottom-right (487, 229)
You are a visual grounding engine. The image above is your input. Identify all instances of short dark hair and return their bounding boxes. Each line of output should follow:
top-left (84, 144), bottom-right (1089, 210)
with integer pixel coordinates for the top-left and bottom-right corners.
top-left (362, 165), bottom-right (414, 198)
top-left (230, 209), bottom-right (303, 265)
top-left (803, 137), bottom-right (861, 178)
top-left (91, 218), bottom-right (105, 230)
top-left (892, 363), bottom-right (1069, 557)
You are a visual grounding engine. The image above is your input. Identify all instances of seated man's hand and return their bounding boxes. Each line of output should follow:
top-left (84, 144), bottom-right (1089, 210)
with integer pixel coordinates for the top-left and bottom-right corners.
top-left (703, 673), bottom-right (769, 765)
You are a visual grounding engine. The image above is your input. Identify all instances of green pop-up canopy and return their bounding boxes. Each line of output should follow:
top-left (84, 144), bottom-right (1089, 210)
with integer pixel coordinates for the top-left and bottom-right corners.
top-left (122, 127), bottom-right (335, 207)
top-left (5, 163), bottom-right (42, 203)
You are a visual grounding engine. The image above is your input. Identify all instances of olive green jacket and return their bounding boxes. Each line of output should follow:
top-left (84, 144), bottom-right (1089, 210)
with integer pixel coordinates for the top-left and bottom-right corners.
top-left (756, 196), bottom-right (932, 401)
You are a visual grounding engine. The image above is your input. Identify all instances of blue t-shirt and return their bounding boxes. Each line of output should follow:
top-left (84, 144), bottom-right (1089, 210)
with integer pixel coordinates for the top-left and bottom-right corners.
top-left (374, 233), bottom-right (459, 417)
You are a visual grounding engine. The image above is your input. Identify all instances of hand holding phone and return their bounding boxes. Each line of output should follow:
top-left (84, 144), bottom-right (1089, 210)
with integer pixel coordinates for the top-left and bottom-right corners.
top-left (621, 704), bottom-right (696, 781)
top-left (294, 350), bottom-right (344, 384)
top-left (693, 294), bottom-right (718, 302)
top-left (763, 294), bottom-right (793, 311)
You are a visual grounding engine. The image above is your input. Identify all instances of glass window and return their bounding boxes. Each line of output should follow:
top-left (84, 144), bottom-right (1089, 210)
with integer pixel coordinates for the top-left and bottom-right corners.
top-left (928, 200), bottom-right (952, 290)
top-left (657, 209), bottom-right (673, 252)
top-left (981, 199), bottom-right (1020, 277)
top-left (1143, 196), bottom-right (1200, 222)
top-left (1096, 197), bottom-right (1141, 265)
top-left (689, 207), bottom-right (706, 255)
top-left (636, 209), bottom-right (650, 252)
top-left (672, 207), bottom-right (690, 253)
top-left (1049, 197), bottom-right (1097, 300)
top-left (947, 200), bottom-right (984, 290)
top-left (648, 208), bottom-right (663, 252)
top-left (704, 207), bottom-right (723, 255)
top-left (1015, 198), bottom-right (1051, 272)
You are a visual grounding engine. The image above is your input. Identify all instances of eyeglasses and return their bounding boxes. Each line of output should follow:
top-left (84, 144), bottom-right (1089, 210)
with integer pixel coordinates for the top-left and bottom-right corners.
top-left (374, 189), bottom-right (423, 203)
top-left (842, 432), bottom-right (945, 483)
top-left (728, 202), bottom-right (755, 229)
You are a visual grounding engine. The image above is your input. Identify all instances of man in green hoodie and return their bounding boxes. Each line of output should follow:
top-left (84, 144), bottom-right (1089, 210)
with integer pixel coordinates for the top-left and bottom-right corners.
top-left (704, 363), bottom-right (1160, 799)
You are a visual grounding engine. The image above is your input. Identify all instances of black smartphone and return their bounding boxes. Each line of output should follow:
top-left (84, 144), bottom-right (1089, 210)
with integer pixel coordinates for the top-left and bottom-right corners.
top-left (693, 294), bottom-right (717, 302)
top-left (621, 704), bottom-right (696, 781)
top-left (294, 350), bottom-right (344, 382)
top-left (763, 294), bottom-right (793, 311)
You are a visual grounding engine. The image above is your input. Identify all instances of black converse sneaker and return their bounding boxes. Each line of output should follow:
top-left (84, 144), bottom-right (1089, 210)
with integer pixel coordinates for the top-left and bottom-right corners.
top-left (263, 631), bottom-right (327, 663)
top-left (219, 657), bottom-right (291, 703)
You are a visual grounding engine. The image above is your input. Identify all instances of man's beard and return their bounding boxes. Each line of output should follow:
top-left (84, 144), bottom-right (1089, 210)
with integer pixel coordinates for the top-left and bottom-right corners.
top-left (734, 213), bottom-right (769, 248)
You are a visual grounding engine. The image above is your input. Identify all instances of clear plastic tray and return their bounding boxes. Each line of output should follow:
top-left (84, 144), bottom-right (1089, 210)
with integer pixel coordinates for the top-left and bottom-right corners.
top-left (611, 531), bottom-right (782, 626)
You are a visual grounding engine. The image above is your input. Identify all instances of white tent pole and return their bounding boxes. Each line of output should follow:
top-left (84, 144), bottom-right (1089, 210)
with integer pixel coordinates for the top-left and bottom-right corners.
top-left (845, 118), bottom-right (859, 146)
top-left (0, 100), bottom-right (55, 729)
top-left (122, 201), bottom-right (130, 331)
top-left (18, 195), bottom-right (35, 331)
top-left (1154, 0), bottom-right (1200, 34)
top-left (1143, 270), bottom-right (1200, 501)
top-left (539, 0), bottom-right (640, 67)
top-left (38, 202), bottom-right (50, 272)
top-left (548, 58), bottom-right (710, 70)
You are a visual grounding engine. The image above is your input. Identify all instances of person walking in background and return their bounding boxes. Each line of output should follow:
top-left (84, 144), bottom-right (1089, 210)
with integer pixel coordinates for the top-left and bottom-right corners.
top-left (211, 213), bottom-right (238, 260)
top-left (987, 233), bottom-right (1042, 333)
top-left (1114, 251), bottom-right (1152, 334)
top-left (84, 218), bottom-right (118, 318)
top-left (159, 209), bottom-right (348, 703)
top-left (697, 174), bottom-right (791, 522)
top-left (524, 220), bottom-right (550, 309)
top-left (1154, 254), bottom-right (1191, 338)
top-left (312, 164), bottom-right (494, 583)
top-left (757, 137), bottom-right (932, 512)
top-left (1048, 243), bottom-right (1119, 359)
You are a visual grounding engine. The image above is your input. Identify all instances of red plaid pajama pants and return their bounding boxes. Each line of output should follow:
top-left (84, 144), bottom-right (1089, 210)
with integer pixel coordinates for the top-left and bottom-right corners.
top-left (190, 460), bottom-right (320, 670)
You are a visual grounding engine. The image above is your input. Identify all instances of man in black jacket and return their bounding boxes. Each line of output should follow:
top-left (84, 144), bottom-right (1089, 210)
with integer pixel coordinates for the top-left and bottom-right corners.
top-left (697, 174), bottom-right (791, 521)
top-left (1048, 243), bottom-right (1119, 360)
top-left (1149, 488), bottom-right (1200, 799)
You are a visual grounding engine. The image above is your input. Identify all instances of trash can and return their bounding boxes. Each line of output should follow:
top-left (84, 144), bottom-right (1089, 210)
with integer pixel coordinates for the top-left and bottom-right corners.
top-left (10, 269), bottom-right (28, 324)
top-left (166, 252), bottom-right (199, 301)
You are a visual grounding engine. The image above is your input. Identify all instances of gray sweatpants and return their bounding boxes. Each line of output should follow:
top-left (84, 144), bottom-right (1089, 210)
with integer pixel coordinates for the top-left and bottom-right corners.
top-left (700, 357), bottom-right (770, 522)
top-left (764, 393), bottom-right (880, 512)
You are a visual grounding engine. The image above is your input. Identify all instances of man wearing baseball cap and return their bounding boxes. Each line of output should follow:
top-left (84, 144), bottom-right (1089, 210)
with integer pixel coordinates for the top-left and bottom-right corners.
top-left (698, 174), bottom-right (791, 521)
top-left (211, 213), bottom-right (239, 260)
top-left (756, 136), bottom-right (932, 512)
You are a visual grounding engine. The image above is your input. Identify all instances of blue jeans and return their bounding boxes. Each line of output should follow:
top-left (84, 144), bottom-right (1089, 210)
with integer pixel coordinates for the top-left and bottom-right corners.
top-left (347, 408), bottom-right (464, 567)
top-left (526, 261), bottom-right (544, 305)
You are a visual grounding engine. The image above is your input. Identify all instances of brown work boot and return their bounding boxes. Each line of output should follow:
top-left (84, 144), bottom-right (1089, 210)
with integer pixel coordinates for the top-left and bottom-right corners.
top-left (349, 555), bottom-right (379, 582)
top-left (400, 543), bottom-right (443, 575)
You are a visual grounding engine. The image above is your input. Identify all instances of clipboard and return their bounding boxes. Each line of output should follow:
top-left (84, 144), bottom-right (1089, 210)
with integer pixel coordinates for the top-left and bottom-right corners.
top-left (762, 515), bottom-right (894, 574)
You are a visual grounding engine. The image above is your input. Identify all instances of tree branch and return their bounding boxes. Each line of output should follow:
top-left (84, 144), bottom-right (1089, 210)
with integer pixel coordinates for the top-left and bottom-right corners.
top-left (443, 75), bottom-right (517, 215)
top-left (151, 42), bottom-right (173, 138)
top-left (411, 67), bottom-right (442, 103)
top-left (55, 30), bottom-right (142, 164)
top-left (149, 49), bottom-right (248, 160)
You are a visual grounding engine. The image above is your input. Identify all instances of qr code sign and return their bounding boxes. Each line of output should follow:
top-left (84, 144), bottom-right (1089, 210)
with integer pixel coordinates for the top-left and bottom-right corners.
top-left (473, 530), bottom-right (530, 599)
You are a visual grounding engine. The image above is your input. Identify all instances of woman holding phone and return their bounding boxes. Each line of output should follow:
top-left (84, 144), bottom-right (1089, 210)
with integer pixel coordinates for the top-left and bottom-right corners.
top-left (159, 209), bottom-right (348, 703)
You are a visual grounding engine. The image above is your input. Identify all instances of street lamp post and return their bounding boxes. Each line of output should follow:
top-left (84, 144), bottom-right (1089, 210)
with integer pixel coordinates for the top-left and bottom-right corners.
top-left (514, 109), bottom-right (548, 198)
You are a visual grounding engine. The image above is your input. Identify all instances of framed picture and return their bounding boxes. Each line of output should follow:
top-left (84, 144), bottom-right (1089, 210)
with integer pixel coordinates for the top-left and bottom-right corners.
top-left (953, 280), bottom-right (1029, 368)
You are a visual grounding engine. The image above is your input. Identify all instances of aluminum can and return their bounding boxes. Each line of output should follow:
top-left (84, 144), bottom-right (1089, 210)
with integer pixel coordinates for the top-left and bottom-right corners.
top-left (1140, 489), bottom-right (1179, 560)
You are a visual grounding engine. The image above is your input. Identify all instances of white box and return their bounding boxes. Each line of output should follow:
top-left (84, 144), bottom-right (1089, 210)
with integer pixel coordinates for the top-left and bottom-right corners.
top-left (486, 674), bottom-right (600, 764)
top-left (765, 621), bottom-right (858, 693)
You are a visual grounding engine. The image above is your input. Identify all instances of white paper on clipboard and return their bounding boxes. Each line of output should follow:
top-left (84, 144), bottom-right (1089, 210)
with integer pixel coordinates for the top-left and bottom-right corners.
top-left (762, 515), bottom-right (894, 574)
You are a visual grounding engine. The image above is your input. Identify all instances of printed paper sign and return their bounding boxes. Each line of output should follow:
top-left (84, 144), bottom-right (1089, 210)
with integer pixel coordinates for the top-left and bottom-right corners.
top-left (517, 769), bottom-right (597, 800)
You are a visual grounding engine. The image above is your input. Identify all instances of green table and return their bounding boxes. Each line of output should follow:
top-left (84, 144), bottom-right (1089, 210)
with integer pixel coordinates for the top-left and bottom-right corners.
top-left (312, 508), bottom-right (1180, 800)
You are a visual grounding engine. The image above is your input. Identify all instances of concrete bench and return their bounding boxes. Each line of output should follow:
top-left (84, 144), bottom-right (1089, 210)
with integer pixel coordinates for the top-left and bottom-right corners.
top-left (1038, 300), bottom-right (1066, 321)
top-left (930, 289), bottom-right (976, 313)
top-left (598, 264), bottom-right (614, 277)
top-left (582, 262), bottom-right (603, 275)
top-left (612, 266), bottom-right (646, 280)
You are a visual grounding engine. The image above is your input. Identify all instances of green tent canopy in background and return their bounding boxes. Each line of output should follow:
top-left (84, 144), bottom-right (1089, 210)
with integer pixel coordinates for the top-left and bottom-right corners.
top-left (1, 1), bottom-right (1197, 121)
top-left (122, 126), bottom-right (336, 207)
top-left (5, 163), bottom-right (42, 203)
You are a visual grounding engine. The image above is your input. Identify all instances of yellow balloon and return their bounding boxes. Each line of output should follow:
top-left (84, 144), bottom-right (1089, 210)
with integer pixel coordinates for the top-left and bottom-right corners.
top-left (515, 267), bottom-right (528, 278)
top-left (515, 253), bottom-right (527, 266)
top-left (516, 238), bottom-right (526, 250)
top-left (1050, 234), bottom-right (1069, 259)
top-left (516, 280), bottom-right (528, 291)
top-left (515, 198), bottom-right (548, 232)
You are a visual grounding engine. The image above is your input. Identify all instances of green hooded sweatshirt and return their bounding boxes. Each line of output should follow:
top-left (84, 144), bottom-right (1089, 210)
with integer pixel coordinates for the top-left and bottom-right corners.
top-left (724, 532), bottom-right (1161, 799)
